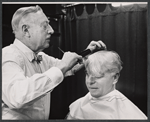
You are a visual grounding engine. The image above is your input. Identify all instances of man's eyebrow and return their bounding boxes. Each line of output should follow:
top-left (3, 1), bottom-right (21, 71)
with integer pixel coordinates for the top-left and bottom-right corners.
top-left (40, 20), bottom-right (49, 26)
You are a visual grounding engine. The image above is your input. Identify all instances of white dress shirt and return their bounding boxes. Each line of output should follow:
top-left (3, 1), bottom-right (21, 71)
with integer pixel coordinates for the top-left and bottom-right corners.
top-left (68, 89), bottom-right (147, 120)
top-left (2, 39), bottom-right (64, 119)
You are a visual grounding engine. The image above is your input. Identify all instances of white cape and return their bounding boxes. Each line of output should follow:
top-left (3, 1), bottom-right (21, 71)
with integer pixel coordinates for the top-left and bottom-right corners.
top-left (69, 90), bottom-right (147, 120)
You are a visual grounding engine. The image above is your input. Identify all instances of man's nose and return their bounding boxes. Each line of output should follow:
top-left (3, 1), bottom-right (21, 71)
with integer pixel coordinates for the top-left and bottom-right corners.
top-left (47, 24), bottom-right (54, 34)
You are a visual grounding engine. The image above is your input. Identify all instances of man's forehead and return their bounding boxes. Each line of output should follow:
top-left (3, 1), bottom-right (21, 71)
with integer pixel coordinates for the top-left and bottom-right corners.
top-left (29, 11), bottom-right (49, 23)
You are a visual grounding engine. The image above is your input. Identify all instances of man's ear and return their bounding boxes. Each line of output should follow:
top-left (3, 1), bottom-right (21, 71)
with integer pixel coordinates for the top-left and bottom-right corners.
top-left (22, 25), bottom-right (30, 38)
top-left (113, 73), bottom-right (120, 84)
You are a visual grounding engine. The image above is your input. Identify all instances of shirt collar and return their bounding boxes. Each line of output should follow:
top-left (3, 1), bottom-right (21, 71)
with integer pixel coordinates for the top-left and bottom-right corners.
top-left (13, 38), bottom-right (36, 62)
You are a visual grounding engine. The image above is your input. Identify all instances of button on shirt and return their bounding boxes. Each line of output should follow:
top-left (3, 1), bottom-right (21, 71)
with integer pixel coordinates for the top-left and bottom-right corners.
top-left (2, 39), bottom-right (64, 119)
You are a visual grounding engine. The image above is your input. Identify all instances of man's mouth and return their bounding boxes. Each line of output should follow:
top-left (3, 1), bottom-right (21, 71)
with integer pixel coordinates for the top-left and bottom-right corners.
top-left (47, 36), bottom-right (50, 40)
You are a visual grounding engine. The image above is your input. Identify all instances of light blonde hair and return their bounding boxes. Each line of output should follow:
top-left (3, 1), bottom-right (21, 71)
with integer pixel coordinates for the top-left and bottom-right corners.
top-left (11, 5), bottom-right (42, 34)
top-left (84, 50), bottom-right (123, 76)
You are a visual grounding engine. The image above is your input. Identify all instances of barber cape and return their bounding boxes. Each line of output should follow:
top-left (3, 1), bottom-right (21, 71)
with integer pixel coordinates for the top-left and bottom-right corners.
top-left (69, 90), bottom-right (147, 120)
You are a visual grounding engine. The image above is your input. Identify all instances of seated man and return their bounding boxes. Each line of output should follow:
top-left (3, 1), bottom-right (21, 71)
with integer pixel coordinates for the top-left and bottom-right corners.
top-left (67, 50), bottom-right (147, 120)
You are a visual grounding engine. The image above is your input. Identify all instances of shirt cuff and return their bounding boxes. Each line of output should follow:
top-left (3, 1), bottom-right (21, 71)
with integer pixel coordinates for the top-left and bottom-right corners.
top-left (44, 67), bottom-right (64, 84)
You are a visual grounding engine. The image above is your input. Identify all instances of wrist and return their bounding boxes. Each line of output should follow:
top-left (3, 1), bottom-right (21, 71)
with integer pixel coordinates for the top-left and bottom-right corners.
top-left (57, 61), bottom-right (68, 75)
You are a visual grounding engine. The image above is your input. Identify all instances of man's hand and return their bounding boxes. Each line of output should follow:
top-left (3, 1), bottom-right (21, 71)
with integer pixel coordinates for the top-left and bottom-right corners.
top-left (86, 40), bottom-right (107, 52)
top-left (57, 52), bottom-right (82, 75)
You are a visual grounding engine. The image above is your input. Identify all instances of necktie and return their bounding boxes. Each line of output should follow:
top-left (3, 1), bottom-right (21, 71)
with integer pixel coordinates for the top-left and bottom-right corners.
top-left (35, 55), bottom-right (43, 63)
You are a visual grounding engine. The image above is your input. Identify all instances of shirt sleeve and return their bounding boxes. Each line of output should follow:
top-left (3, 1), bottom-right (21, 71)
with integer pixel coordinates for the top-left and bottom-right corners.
top-left (2, 61), bottom-right (63, 109)
top-left (41, 52), bottom-right (75, 77)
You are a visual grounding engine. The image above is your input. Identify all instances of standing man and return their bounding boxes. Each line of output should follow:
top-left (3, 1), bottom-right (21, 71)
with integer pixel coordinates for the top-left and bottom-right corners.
top-left (2, 5), bottom-right (106, 120)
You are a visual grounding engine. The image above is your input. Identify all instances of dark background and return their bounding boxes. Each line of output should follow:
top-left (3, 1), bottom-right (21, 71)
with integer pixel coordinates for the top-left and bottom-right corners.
top-left (2, 3), bottom-right (147, 119)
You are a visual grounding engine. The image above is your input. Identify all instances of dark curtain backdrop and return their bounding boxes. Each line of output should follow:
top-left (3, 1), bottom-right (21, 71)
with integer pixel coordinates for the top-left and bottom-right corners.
top-left (50, 4), bottom-right (147, 119)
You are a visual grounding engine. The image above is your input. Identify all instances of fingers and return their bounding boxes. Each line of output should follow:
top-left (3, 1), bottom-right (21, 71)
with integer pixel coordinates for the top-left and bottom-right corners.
top-left (90, 40), bottom-right (107, 50)
top-left (71, 53), bottom-right (82, 64)
top-left (59, 52), bottom-right (83, 74)
top-left (87, 40), bottom-right (107, 52)
top-left (63, 51), bottom-right (82, 65)
top-left (97, 40), bottom-right (107, 49)
top-left (73, 53), bottom-right (83, 64)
